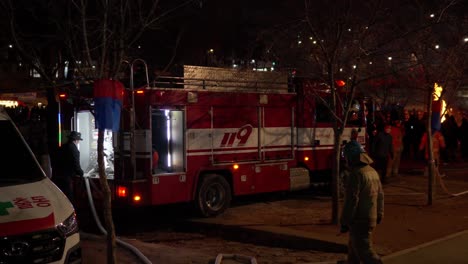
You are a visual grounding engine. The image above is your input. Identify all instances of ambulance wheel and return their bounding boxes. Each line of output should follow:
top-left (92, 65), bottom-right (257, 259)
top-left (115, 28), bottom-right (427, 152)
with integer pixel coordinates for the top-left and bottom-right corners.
top-left (196, 174), bottom-right (232, 217)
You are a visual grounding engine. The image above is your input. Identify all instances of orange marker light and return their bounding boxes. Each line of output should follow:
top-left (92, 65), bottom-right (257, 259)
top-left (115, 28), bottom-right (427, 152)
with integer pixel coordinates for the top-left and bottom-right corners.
top-left (133, 195), bottom-right (141, 202)
top-left (304, 157), bottom-right (309, 161)
top-left (136, 90), bottom-right (144, 94)
top-left (233, 164), bottom-right (239, 170)
top-left (117, 186), bottom-right (127, 197)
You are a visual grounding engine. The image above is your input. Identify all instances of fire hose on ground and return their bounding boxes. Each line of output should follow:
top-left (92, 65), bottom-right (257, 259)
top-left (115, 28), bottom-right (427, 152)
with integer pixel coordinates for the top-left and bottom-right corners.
top-left (83, 173), bottom-right (152, 264)
top-left (435, 167), bottom-right (468, 197)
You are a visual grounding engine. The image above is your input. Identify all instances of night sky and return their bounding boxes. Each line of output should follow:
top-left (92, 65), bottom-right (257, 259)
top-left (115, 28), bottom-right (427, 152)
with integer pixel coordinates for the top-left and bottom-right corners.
top-left (139, 0), bottom-right (304, 69)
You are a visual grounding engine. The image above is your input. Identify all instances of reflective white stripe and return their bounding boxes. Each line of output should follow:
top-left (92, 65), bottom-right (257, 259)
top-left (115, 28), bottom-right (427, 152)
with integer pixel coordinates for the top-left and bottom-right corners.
top-left (187, 127), bottom-right (293, 151)
top-left (297, 146), bottom-right (334, 151)
top-left (262, 146), bottom-right (292, 151)
top-left (184, 127), bottom-right (365, 156)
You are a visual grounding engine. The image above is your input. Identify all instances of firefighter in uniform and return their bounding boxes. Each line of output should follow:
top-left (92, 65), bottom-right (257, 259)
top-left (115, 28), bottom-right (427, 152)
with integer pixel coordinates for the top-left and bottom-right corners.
top-left (340, 141), bottom-right (384, 264)
top-left (53, 131), bottom-right (84, 202)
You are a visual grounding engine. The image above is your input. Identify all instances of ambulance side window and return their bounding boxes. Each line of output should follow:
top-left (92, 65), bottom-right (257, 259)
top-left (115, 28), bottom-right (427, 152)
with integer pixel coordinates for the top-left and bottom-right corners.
top-left (0, 120), bottom-right (44, 185)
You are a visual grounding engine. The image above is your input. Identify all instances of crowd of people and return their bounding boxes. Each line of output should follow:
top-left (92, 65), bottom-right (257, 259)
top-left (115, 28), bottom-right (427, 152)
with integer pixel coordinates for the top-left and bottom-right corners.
top-left (366, 108), bottom-right (468, 184)
top-left (339, 107), bottom-right (468, 264)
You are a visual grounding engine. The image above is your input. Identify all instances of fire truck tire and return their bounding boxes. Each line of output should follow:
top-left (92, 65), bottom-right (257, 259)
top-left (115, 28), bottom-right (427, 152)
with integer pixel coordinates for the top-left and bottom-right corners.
top-left (196, 174), bottom-right (232, 217)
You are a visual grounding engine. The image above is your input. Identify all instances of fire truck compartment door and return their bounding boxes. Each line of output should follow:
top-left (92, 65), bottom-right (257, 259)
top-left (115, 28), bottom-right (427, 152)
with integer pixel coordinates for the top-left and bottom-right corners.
top-left (151, 173), bottom-right (190, 204)
top-left (261, 107), bottom-right (294, 160)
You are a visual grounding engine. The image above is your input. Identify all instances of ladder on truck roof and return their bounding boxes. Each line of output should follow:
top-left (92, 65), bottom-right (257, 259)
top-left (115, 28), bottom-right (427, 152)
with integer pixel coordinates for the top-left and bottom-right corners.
top-left (146, 65), bottom-right (292, 93)
top-left (124, 59), bottom-right (150, 180)
top-left (148, 76), bottom-right (292, 94)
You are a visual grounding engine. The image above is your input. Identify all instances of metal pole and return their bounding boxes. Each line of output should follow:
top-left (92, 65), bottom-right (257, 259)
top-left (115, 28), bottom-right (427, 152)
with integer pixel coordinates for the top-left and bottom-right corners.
top-left (129, 59), bottom-right (149, 179)
top-left (130, 65), bottom-right (136, 180)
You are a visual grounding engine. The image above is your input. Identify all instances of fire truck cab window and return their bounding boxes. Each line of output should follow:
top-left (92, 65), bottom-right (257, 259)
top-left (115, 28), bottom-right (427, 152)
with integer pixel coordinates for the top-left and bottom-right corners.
top-left (348, 100), bottom-right (363, 126)
top-left (151, 109), bottom-right (184, 174)
top-left (315, 99), bottom-right (332, 123)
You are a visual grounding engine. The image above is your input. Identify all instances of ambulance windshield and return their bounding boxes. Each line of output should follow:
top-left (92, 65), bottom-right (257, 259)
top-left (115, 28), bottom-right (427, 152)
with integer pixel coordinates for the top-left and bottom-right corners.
top-left (0, 120), bottom-right (44, 185)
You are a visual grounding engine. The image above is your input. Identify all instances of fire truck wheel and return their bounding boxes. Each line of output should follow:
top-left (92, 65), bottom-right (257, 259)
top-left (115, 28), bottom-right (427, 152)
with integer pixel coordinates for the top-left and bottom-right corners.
top-left (196, 174), bottom-right (232, 217)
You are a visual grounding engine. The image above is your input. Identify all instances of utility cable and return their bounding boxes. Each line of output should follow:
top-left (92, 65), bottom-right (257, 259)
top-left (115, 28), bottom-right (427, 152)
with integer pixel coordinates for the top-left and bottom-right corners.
top-left (435, 167), bottom-right (468, 197)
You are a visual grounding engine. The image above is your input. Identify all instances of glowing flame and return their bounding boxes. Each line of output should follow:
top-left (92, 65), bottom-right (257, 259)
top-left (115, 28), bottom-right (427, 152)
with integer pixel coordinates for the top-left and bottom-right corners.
top-left (433, 83), bottom-right (446, 122)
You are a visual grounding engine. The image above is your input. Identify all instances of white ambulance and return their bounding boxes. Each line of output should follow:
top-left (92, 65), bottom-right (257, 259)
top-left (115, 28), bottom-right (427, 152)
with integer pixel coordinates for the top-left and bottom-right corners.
top-left (0, 107), bottom-right (81, 264)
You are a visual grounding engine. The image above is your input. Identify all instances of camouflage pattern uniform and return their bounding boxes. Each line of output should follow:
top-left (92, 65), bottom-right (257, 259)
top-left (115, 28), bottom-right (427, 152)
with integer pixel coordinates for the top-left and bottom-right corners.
top-left (341, 144), bottom-right (384, 264)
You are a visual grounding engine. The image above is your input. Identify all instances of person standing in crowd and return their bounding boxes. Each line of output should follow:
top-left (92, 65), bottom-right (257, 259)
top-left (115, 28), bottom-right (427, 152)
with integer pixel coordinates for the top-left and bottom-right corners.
top-left (53, 131), bottom-right (84, 202)
top-left (413, 110), bottom-right (426, 160)
top-left (388, 120), bottom-right (404, 178)
top-left (441, 114), bottom-right (458, 163)
top-left (340, 142), bottom-right (384, 264)
top-left (366, 121), bottom-right (378, 154)
top-left (419, 129), bottom-right (446, 172)
top-left (456, 114), bottom-right (468, 162)
top-left (402, 109), bottom-right (414, 159)
top-left (343, 129), bottom-right (365, 182)
top-left (371, 124), bottom-right (393, 184)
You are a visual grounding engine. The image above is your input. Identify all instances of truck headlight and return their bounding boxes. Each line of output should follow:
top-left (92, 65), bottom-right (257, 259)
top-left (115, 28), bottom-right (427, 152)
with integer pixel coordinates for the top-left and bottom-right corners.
top-left (57, 212), bottom-right (79, 237)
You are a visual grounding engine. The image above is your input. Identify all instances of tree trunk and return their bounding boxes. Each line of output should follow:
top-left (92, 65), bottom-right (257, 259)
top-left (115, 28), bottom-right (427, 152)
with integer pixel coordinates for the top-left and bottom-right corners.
top-left (46, 87), bottom-right (60, 176)
top-left (426, 86), bottom-right (435, 205)
top-left (97, 129), bottom-right (117, 263)
top-left (331, 128), bottom-right (342, 225)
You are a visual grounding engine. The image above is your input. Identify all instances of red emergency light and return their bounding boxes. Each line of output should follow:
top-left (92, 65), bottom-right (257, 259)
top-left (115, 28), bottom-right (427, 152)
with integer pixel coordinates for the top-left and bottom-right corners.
top-left (117, 186), bottom-right (128, 197)
top-left (335, 80), bottom-right (346, 87)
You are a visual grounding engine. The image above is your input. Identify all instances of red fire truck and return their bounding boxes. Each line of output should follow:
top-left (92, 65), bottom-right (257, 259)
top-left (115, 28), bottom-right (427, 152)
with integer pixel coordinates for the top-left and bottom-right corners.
top-left (73, 65), bottom-right (367, 217)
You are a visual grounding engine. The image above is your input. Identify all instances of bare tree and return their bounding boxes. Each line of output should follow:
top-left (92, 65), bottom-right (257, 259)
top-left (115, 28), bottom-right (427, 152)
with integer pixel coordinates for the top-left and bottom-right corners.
top-left (0, 0), bottom-right (70, 168)
top-left (298, 0), bottom-right (404, 224)
top-left (250, 0), bottom-right (399, 224)
top-left (253, 0), bottom-right (466, 223)
top-left (67, 1), bottom-right (198, 262)
top-left (2, 0), bottom-right (198, 262)
top-left (392, 0), bottom-right (468, 204)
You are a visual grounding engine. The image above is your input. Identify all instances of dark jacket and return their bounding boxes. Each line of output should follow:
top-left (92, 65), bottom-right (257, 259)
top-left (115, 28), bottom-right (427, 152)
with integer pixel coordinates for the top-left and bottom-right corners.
top-left (372, 131), bottom-right (393, 159)
top-left (56, 141), bottom-right (84, 179)
top-left (52, 141), bottom-right (83, 200)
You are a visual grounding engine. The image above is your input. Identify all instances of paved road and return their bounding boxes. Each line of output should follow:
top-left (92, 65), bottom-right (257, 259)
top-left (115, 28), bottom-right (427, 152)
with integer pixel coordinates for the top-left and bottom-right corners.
top-left (383, 230), bottom-right (468, 264)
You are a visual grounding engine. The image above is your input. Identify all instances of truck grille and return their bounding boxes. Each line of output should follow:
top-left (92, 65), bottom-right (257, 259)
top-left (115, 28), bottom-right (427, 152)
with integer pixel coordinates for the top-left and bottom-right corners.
top-left (0, 229), bottom-right (65, 264)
